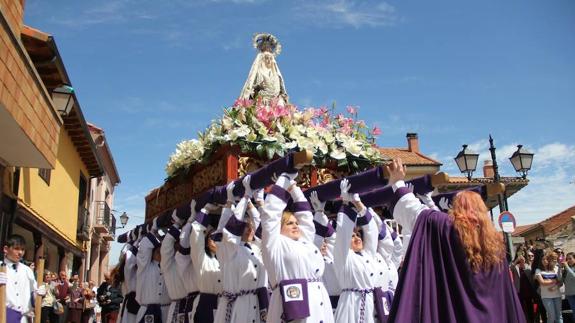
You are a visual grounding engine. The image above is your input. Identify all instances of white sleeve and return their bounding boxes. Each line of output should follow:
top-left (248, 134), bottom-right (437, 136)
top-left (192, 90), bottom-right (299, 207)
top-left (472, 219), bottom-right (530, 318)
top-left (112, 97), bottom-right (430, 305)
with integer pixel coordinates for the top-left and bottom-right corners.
top-left (334, 205), bottom-right (357, 282)
top-left (160, 225), bottom-right (180, 271)
top-left (358, 208), bottom-right (378, 257)
top-left (290, 185), bottom-right (315, 243)
top-left (175, 223), bottom-right (192, 276)
top-left (261, 176), bottom-right (292, 260)
top-left (392, 181), bottom-right (428, 233)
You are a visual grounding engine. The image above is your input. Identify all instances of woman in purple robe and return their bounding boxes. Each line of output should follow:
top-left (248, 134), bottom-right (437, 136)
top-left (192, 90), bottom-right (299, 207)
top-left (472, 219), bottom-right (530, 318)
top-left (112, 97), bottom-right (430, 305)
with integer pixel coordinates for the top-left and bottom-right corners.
top-left (386, 157), bottom-right (525, 323)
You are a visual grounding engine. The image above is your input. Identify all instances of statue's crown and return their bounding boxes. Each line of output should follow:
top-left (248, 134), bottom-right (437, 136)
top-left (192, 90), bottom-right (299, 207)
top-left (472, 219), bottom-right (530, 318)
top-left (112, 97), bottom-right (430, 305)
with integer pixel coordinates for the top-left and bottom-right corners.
top-left (253, 33), bottom-right (282, 56)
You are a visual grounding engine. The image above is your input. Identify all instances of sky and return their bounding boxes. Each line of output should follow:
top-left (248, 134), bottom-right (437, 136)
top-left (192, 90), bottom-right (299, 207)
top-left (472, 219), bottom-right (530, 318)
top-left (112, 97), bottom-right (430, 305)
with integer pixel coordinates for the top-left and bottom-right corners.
top-left (24, 0), bottom-right (575, 265)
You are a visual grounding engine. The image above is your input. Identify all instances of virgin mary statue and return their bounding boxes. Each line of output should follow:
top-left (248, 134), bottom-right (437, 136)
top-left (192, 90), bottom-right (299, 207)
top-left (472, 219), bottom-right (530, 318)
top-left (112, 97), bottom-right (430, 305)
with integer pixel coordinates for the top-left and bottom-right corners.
top-left (239, 33), bottom-right (289, 106)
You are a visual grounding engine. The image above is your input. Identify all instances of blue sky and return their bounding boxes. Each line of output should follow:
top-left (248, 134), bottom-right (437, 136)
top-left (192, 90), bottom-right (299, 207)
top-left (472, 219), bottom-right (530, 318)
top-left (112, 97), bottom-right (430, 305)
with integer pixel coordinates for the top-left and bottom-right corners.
top-left (24, 0), bottom-right (575, 264)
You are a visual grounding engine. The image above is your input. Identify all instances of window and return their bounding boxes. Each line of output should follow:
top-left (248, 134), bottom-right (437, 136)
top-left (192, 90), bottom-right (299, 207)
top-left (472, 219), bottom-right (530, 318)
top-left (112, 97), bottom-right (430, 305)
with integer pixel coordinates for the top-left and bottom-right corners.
top-left (38, 168), bottom-right (51, 185)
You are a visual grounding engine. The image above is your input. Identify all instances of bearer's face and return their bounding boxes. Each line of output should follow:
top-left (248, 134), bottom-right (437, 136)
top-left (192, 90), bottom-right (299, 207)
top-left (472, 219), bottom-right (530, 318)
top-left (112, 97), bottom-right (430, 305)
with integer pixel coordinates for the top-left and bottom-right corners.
top-left (281, 215), bottom-right (300, 240)
top-left (350, 230), bottom-right (363, 252)
top-left (3, 245), bottom-right (25, 263)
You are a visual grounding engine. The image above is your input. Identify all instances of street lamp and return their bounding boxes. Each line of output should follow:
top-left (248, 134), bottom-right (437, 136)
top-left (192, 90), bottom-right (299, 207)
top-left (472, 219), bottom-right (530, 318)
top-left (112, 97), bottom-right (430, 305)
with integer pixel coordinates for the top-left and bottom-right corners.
top-left (52, 84), bottom-right (75, 116)
top-left (509, 145), bottom-right (534, 179)
top-left (455, 135), bottom-right (534, 262)
top-left (454, 144), bottom-right (479, 181)
top-left (118, 212), bottom-right (129, 228)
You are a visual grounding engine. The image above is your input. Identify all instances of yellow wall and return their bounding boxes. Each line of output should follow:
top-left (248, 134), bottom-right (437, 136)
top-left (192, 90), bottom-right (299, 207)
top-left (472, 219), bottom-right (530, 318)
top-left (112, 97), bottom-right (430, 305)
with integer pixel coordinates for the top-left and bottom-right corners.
top-left (18, 129), bottom-right (89, 246)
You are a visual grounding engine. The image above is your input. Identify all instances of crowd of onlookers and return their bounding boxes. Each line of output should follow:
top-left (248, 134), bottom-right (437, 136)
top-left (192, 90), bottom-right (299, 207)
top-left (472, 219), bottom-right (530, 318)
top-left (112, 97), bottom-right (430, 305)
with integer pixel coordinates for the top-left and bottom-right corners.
top-left (36, 269), bottom-right (123, 323)
top-left (511, 240), bottom-right (575, 323)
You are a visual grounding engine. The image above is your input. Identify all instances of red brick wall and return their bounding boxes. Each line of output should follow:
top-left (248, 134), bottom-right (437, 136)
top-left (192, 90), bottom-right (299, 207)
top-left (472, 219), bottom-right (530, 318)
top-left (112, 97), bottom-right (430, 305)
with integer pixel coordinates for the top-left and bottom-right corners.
top-left (1, 7), bottom-right (61, 167)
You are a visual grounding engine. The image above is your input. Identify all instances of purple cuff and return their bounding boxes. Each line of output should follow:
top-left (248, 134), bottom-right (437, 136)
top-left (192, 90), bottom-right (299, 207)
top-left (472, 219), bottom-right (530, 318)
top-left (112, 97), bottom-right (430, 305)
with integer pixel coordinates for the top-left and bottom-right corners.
top-left (176, 203), bottom-right (192, 221)
top-left (167, 226), bottom-right (180, 240)
top-left (292, 201), bottom-right (312, 213)
top-left (356, 209), bottom-right (373, 227)
top-left (314, 221), bottom-right (335, 238)
top-left (340, 204), bottom-right (357, 222)
top-left (255, 224), bottom-right (262, 239)
top-left (177, 245), bottom-right (191, 255)
top-left (195, 211), bottom-right (210, 228)
top-left (269, 185), bottom-right (291, 203)
top-left (391, 231), bottom-right (398, 241)
top-left (127, 244), bottom-right (138, 256)
top-left (378, 224), bottom-right (387, 241)
top-left (145, 233), bottom-right (161, 248)
top-left (210, 232), bottom-right (223, 242)
top-left (390, 186), bottom-right (412, 211)
top-left (225, 215), bottom-right (247, 237)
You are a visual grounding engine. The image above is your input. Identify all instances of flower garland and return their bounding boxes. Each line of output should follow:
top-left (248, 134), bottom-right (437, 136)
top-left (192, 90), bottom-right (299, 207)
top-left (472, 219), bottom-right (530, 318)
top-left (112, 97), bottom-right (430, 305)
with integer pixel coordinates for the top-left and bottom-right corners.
top-left (165, 98), bottom-right (384, 178)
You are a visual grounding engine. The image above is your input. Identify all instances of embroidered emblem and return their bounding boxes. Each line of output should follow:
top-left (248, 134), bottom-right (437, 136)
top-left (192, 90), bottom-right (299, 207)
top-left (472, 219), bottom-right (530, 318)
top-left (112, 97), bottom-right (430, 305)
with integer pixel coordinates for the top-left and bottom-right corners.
top-left (282, 283), bottom-right (303, 302)
top-left (144, 314), bottom-right (155, 323)
top-left (177, 313), bottom-right (185, 323)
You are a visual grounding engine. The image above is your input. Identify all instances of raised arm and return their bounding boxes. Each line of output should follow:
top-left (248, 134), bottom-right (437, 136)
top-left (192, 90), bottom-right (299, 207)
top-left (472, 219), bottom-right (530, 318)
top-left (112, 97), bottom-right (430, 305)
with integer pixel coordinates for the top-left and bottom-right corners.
top-left (190, 205), bottom-right (212, 273)
top-left (175, 201), bottom-right (195, 277)
top-left (356, 207), bottom-right (379, 257)
top-left (160, 218), bottom-right (181, 271)
top-left (261, 173), bottom-right (295, 254)
top-left (386, 158), bottom-right (429, 232)
top-left (137, 218), bottom-right (160, 275)
top-left (290, 183), bottom-right (315, 243)
top-left (334, 179), bottom-right (358, 280)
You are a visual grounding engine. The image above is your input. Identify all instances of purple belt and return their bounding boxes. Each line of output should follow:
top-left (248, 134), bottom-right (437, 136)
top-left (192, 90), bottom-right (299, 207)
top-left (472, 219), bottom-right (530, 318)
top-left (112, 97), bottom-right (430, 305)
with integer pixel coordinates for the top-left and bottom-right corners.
top-left (221, 286), bottom-right (268, 323)
top-left (271, 277), bottom-right (323, 290)
top-left (341, 288), bottom-right (374, 323)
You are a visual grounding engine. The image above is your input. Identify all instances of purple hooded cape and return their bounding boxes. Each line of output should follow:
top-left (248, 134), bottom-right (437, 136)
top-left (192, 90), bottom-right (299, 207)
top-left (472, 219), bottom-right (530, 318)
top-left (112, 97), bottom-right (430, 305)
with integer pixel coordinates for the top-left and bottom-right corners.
top-left (388, 208), bottom-right (525, 323)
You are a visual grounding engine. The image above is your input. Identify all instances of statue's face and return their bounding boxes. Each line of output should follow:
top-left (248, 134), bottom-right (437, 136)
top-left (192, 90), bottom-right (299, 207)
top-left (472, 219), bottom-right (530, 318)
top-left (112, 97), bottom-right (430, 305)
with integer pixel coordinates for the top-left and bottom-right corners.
top-left (263, 54), bottom-right (273, 68)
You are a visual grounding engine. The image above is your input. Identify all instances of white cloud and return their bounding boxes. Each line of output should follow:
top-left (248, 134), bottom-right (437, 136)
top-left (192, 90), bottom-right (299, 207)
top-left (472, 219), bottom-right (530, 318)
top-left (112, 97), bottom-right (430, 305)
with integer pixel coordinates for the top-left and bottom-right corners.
top-left (294, 0), bottom-right (400, 29)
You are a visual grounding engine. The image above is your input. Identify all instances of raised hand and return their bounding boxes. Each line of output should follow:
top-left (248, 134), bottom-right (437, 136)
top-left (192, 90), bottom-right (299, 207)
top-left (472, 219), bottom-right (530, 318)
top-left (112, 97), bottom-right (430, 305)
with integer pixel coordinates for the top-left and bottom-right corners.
top-left (438, 197), bottom-right (452, 211)
top-left (242, 175), bottom-right (253, 198)
top-left (254, 188), bottom-right (264, 207)
top-left (310, 191), bottom-right (325, 212)
top-left (386, 157), bottom-right (406, 185)
top-left (226, 181), bottom-right (236, 203)
top-left (340, 178), bottom-right (353, 203)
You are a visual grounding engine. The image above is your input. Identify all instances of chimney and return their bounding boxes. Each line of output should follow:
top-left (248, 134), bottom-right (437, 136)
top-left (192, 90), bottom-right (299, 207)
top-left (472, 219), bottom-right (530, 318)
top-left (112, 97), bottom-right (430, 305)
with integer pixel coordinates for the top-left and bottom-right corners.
top-left (406, 133), bottom-right (419, 153)
top-left (483, 159), bottom-right (494, 178)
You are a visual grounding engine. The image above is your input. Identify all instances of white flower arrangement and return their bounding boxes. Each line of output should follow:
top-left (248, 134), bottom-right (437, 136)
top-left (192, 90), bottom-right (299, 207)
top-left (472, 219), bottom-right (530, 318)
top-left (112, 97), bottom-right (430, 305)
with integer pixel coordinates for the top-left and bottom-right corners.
top-left (165, 99), bottom-right (384, 178)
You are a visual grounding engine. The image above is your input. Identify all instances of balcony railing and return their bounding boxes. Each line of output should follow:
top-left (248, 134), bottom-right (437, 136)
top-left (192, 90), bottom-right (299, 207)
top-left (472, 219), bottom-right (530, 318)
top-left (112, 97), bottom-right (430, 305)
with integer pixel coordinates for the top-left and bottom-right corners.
top-left (77, 206), bottom-right (90, 241)
top-left (94, 201), bottom-right (116, 240)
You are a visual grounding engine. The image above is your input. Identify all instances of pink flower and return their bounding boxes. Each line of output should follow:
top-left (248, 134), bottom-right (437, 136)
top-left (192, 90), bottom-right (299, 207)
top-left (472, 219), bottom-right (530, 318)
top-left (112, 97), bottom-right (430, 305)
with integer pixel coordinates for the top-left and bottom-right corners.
top-left (346, 105), bottom-right (358, 115)
top-left (233, 98), bottom-right (253, 108)
top-left (356, 120), bottom-right (366, 128)
top-left (372, 126), bottom-right (382, 136)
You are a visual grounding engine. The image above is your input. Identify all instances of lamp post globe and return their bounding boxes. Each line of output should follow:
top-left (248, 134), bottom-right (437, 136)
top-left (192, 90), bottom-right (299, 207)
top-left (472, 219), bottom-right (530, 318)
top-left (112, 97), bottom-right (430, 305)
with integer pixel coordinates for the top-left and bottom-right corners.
top-left (119, 212), bottom-right (129, 227)
top-left (509, 145), bottom-right (534, 178)
top-left (454, 144), bottom-right (479, 181)
top-left (52, 84), bottom-right (75, 116)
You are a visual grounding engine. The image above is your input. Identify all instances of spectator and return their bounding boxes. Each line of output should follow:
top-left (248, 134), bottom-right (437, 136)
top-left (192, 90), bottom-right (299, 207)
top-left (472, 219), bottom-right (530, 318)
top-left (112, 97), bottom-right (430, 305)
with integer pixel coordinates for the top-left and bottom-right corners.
top-left (56, 271), bottom-right (71, 323)
top-left (81, 282), bottom-right (96, 323)
top-left (97, 270), bottom-right (123, 323)
top-left (40, 270), bottom-right (60, 323)
top-left (68, 281), bottom-right (85, 323)
top-left (561, 252), bottom-right (575, 313)
top-left (535, 251), bottom-right (562, 323)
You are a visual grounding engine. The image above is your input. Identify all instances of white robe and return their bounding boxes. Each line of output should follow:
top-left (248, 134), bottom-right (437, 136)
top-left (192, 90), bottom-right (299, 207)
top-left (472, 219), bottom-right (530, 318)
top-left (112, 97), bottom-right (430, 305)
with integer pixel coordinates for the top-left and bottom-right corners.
top-left (136, 234), bottom-right (171, 323)
top-left (177, 222), bottom-right (200, 321)
top-left (214, 198), bottom-right (269, 323)
top-left (190, 212), bottom-right (223, 321)
top-left (373, 214), bottom-right (398, 291)
top-left (3, 259), bottom-right (37, 323)
top-left (312, 211), bottom-right (341, 299)
top-left (334, 207), bottom-right (390, 323)
top-left (261, 178), bottom-right (334, 323)
top-left (120, 243), bottom-right (138, 323)
top-left (161, 225), bottom-right (189, 322)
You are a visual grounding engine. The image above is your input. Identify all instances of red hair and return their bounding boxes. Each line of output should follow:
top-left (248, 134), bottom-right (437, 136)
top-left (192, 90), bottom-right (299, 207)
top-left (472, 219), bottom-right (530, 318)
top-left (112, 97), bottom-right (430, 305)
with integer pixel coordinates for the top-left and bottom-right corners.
top-left (449, 191), bottom-right (505, 272)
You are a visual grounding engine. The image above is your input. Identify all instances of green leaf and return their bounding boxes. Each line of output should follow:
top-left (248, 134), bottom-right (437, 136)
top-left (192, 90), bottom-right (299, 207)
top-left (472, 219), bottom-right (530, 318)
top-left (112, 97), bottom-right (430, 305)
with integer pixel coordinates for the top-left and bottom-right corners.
top-left (256, 144), bottom-right (265, 158)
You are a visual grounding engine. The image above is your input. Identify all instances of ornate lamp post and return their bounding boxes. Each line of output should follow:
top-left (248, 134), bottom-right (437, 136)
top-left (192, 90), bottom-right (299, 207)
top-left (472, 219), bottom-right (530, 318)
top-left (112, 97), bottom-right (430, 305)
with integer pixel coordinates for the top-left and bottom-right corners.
top-left (456, 135), bottom-right (534, 262)
top-left (117, 212), bottom-right (129, 229)
top-left (454, 144), bottom-right (480, 181)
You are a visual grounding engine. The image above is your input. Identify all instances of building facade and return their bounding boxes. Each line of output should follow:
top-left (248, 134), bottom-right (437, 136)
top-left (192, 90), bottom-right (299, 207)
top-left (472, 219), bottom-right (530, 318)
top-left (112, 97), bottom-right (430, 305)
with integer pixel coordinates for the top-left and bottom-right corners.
top-left (87, 123), bottom-right (121, 284)
top-left (1, 3), bottom-right (110, 283)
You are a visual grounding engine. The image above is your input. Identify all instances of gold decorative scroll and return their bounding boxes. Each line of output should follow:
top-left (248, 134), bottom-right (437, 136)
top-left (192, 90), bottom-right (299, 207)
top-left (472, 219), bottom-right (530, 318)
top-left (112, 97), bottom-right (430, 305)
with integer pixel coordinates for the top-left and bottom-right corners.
top-left (192, 159), bottom-right (225, 195)
top-left (238, 157), bottom-right (265, 177)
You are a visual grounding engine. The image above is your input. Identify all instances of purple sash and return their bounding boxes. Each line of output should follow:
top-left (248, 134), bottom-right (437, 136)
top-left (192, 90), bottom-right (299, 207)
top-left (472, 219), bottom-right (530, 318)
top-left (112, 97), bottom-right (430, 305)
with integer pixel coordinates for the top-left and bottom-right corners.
top-left (194, 293), bottom-right (218, 323)
top-left (7, 308), bottom-right (23, 323)
top-left (304, 166), bottom-right (387, 202)
top-left (373, 287), bottom-right (393, 323)
top-left (279, 279), bottom-right (310, 321)
top-left (138, 304), bottom-right (163, 323)
top-left (124, 291), bottom-right (140, 315)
